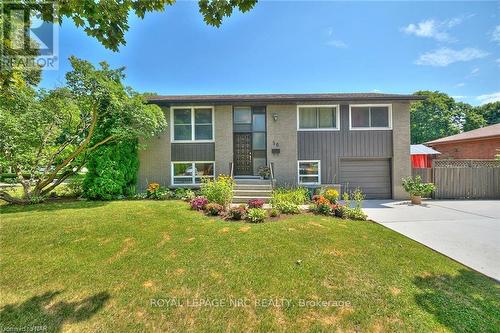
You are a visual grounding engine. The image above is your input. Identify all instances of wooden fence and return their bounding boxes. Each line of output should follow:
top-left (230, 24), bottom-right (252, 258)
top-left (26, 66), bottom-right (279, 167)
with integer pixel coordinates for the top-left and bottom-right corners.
top-left (412, 159), bottom-right (500, 199)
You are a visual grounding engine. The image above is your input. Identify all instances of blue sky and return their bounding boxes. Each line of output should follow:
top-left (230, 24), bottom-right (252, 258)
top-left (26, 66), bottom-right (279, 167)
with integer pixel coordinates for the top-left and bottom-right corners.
top-left (41, 1), bottom-right (499, 105)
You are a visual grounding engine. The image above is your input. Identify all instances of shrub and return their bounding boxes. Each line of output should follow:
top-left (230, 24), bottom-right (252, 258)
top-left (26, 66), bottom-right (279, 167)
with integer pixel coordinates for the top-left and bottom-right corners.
top-left (274, 201), bottom-right (300, 214)
top-left (83, 140), bottom-right (139, 200)
top-left (347, 208), bottom-right (367, 221)
top-left (402, 176), bottom-right (436, 197)
top-left (190, 196), bottom-right (208, 210)
top-left (145, 183), bottom-right (173, 200)
top-left (248, 198), bottom-right (265, 208)
top-left (322, 188), bottom-right (339, 204)
top-left (352, 188), bottom-right (365, 210)
top-left (205, 203), bottom-right (224, 216)
top-left (247, 208), bottom-right (267, 223)
top-left (271, 187), bottom-right (309, 205)
top-left (201, 175), bottom-right (233, 207)
top-left (268, 208), bottom-right (280, 218)
top-left (227, 205), bottom-right (247, 220)
top-left (174, 188), bottom-right (195, 201)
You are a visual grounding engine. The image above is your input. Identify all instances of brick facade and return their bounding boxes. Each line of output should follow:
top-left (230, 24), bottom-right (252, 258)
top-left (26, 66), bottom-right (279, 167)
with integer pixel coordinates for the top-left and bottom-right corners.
top-left (430, 137), bottom-right (500, 160)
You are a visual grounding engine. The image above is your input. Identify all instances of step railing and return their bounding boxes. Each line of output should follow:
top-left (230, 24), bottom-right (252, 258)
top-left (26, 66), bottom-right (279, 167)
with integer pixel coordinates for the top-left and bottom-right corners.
top-left (229, 162), bottom-right (234, 179)
top-left (269, 162), bottom-right (276, 189)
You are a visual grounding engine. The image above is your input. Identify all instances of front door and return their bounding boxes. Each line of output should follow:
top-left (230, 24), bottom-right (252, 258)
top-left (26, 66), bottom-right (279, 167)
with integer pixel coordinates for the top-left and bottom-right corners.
top-left (234, 133), bottom-right (252, 175)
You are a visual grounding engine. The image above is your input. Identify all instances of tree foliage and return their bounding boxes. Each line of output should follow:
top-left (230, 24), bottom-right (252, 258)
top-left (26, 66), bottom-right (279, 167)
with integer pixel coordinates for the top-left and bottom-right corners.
top-left (411, 91), bottom-right (499, 144)
top-left (0, 57), bottom-right (166, 204)
top-left (83, 140), bottom-right (139, 200)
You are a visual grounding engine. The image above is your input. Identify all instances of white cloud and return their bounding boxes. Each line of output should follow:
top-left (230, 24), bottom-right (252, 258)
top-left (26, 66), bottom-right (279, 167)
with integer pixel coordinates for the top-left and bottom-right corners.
top-left (401, 17), bottom-right (467, 42)
top-left (470, 67), bottom-right (480, 75)
top-left (455, 83), bottom-right (465, 88)
top-left (415, 48), bottom-right (488, 66)
top-left (452, 95), bottom-right (468, 100)
top-left (476, 92), bottom-right (500, 105)
top-left (491, 25), bottom-right (500, 43)
top-left (325, 40), bottom-right (347, 48)
top-left (325, 27), bottom-right (347, 48)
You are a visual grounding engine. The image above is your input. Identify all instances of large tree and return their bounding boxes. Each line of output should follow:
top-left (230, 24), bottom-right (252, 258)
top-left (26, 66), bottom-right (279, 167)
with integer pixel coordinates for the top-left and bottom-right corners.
top-left (0, 0), bottom-right (257, 87)
top-left (411, 91), bottom-right (461, 144)
top-left (0, 57), bottom-right (166, 204)
top-left (476, 101), bottom-right (500, 125)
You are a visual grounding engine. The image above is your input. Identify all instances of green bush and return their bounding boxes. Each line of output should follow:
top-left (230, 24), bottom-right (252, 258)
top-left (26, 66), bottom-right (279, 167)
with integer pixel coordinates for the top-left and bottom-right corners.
top-left (246, 208), bottom-right (267, 223)
top-left (83, 140), bottom-right (139, 200)
top-left (274, 201), bottom-right (300, 214)
top-left (268, 208), bottom-right (280, 218)
top-left (173, 188), bottom-right (195, 201)
top-left (271, 187), bottom-right (309, 205)
top-left (402, 176), bottom-right (436, 197)
top-left (201, 175), bottom-right (233, 207)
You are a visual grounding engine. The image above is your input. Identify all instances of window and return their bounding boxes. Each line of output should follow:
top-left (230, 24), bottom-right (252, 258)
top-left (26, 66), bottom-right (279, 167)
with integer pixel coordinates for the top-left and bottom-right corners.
top-left (171, 107), bottom-right (214, 141)
top-left (297, 105), bottom-right (339, 130)
top-left (172, 162), bottom-right (215, 185)
top-left (349, 104), bottom-right (392, 130)
top-left (298, 160), bottom-right (321, 185)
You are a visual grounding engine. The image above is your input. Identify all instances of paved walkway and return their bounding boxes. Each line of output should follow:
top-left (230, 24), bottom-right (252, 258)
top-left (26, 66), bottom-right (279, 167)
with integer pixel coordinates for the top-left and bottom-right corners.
top-left (363, 200), bottom-right (500, 281)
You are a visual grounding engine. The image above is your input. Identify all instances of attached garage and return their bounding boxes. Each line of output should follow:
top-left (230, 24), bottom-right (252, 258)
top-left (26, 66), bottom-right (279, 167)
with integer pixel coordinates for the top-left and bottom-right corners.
top-left (339, 159), bottom-right (392, 199)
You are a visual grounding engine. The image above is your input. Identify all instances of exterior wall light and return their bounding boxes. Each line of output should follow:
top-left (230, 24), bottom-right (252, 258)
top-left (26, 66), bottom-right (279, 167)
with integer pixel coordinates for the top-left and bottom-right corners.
top-left (273, 113), bottom-right (278, 121)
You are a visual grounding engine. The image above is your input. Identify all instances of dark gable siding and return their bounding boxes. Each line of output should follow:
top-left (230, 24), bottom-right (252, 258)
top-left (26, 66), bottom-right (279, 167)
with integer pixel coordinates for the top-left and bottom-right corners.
top-left (297, 104), bottom-right (393, 183)
top-left (171, 143), bottom-right (215, 161)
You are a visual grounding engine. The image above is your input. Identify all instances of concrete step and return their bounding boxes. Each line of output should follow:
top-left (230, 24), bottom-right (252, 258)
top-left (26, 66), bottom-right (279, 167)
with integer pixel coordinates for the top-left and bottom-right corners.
top-left (233, 179), bottom-right (271, 185)
top-left (234, 184), bottom-right (273, 191)
top-left (233, 189), bottom-right (272, 196)
top-left (232, 196), bottom-right (271, 204)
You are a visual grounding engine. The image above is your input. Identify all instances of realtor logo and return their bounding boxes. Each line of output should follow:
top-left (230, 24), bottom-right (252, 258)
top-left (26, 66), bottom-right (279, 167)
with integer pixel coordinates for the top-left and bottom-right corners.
top-left (1, 1), bottom-right (59, 70)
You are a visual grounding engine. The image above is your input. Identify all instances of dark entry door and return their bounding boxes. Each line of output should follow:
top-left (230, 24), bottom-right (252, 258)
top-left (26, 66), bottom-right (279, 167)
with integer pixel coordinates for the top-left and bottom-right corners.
top-left (234, 133), bottom-right (252, 175)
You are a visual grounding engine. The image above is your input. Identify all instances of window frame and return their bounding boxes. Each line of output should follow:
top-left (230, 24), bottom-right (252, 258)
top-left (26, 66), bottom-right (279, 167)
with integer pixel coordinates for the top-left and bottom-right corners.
top-left (171, 161), bottom-right (215, 186)
top-left (296, 105), bottom-right (340, 131)
top-left (349, 104), bottom-right (392, 130)
top-left (297, 160), bottom-right (321, 185)
top-left (170, 106), bottom-right (215, 143)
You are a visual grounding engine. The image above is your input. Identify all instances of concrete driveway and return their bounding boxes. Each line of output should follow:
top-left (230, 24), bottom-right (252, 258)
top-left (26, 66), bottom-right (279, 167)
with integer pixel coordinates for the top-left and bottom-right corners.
top-left (363, 200), bottom-right (500, 281)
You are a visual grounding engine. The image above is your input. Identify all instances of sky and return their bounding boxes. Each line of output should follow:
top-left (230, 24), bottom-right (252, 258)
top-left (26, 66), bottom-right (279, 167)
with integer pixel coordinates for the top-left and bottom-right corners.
top-left (40, 1), bottom-right (500, 106)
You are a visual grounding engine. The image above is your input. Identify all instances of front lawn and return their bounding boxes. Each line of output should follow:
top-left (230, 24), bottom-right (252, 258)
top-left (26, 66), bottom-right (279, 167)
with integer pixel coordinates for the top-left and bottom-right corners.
top-left (0, 200), bottom-right (498, 332)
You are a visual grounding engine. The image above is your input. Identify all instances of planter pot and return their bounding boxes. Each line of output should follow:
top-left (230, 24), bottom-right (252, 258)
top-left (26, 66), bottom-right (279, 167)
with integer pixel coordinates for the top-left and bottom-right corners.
top-left (411, 195), bottom-right (422, 205)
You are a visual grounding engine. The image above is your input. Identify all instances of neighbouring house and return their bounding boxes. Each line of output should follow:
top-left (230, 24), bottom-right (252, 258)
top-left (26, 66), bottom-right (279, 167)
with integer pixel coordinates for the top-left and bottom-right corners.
top-left (410, 144), bottom-right (440, 168)
top-left (138, 93), bottom-right (425, 199)
top-left (426, 123), bottom-right (500, 160)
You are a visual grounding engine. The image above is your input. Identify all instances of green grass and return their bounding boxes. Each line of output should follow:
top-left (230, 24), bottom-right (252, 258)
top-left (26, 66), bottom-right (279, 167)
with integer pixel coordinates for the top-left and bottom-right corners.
top-left (1, 200), bottom-right (498, 332)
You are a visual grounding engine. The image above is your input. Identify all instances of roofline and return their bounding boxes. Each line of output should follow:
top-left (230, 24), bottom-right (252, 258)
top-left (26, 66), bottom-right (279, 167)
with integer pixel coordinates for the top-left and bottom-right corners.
top-left (146, 93), bottom-right (426, 105)
top-left (427, 134), bottom-right (500, 145)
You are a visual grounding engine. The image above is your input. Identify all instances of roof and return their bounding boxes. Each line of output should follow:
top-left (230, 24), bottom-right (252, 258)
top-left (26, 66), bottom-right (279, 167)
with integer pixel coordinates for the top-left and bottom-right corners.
top-left (147, 92), bottom-right (425, 105)
top-left (411, 144), bottom-right (441, 155)
top-left (426, 123), bottom-right (500, 145)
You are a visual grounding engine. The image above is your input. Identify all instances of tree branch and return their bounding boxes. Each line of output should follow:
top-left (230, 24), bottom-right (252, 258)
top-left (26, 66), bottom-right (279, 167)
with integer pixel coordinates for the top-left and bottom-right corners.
top-left (36, 103), bottom-right (98, 191)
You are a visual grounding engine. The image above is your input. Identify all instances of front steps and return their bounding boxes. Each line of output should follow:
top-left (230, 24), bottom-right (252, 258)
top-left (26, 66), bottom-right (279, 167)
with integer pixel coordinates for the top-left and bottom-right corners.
top-left (232, 178), bottom-right (273, 204)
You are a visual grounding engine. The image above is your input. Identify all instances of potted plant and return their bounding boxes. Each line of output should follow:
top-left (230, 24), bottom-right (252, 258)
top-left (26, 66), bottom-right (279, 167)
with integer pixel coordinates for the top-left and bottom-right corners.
top-left (402, 176), bottom-right (436, 205)
top-left (258, 166), bottom-right (271, 180)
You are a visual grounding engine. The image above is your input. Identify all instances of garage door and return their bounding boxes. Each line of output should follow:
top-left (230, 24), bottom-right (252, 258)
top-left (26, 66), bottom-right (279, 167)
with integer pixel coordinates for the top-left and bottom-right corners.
top-left (339, 159), bottom-right (392, 199)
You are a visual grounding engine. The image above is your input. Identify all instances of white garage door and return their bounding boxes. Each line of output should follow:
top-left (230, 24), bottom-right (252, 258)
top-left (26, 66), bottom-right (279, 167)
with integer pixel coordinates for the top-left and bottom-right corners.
top-left (340, 159), bottom-right (392, 199)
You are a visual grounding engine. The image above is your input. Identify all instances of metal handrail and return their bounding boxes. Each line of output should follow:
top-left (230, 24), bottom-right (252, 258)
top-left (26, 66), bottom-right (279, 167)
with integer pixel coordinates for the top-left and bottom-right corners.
top-left (269, 162), bottom-right (275, 188)
top-left (229, 162), bottom-right (234, 179)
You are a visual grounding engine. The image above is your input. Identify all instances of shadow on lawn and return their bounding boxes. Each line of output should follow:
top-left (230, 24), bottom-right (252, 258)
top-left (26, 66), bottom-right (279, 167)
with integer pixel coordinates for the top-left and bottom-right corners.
top-left (0, 291), bottom-right (110, 332)
top-left (414, 269), bottom-right (500, 332)
top-left (0, 200), bottom-right (109, 215)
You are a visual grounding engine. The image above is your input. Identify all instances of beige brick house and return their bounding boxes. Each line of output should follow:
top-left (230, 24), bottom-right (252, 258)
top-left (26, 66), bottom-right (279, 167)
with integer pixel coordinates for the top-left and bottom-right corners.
top-left (138, 93), bottom-right (424, 199)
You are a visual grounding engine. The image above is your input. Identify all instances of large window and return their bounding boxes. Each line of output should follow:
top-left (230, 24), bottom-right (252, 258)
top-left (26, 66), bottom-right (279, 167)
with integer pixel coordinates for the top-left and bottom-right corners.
top-left (172, 107), bottom-right (214, 142)
top-left (297, 105), bottom-right (339, 130)
top-left (349, 104), bottom-right (392, 130)
top-left (298, 160), bottom-right (321, 185)
top-left (172, 162), bottom-right (215, 185)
